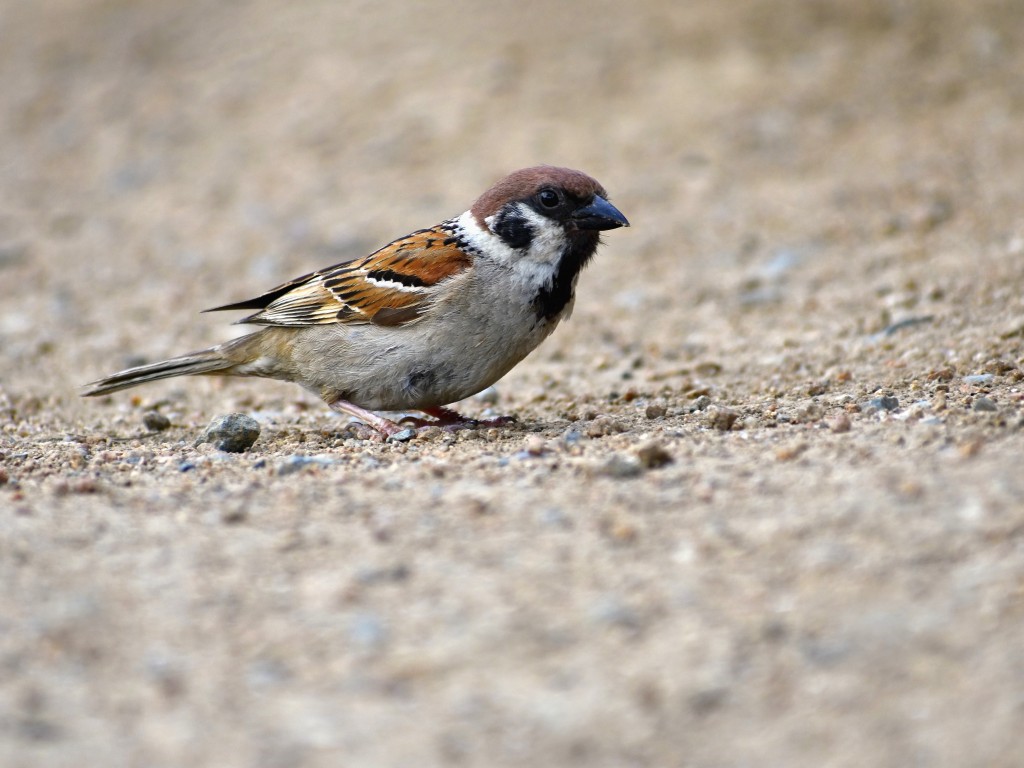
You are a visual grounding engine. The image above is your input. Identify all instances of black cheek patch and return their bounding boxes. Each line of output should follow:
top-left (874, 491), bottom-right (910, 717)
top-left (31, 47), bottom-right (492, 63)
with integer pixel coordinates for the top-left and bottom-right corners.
top-left (492, 210), bottom-right (534, 250)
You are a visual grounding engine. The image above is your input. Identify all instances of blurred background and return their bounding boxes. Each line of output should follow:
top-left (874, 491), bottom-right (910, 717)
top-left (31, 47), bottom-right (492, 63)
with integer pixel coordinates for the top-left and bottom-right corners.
top-left (2, 0), bottom-right (1020, 404)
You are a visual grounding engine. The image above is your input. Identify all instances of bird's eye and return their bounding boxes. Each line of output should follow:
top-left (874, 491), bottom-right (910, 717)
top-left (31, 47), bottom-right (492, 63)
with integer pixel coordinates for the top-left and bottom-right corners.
top-left (537, 189), bottom-right (561, 209)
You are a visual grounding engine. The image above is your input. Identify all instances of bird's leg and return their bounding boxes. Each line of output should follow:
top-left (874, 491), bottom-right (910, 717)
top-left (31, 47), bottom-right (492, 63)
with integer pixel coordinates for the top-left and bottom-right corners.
top-left (327, 399), bottom-right (409, 441)
top-left (328, 399), bottom-right (514, 441)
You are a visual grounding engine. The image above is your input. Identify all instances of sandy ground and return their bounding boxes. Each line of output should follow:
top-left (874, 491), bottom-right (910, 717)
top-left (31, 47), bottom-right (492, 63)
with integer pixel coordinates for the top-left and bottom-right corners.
top-left (2, 1), bottom-right (1024, 766)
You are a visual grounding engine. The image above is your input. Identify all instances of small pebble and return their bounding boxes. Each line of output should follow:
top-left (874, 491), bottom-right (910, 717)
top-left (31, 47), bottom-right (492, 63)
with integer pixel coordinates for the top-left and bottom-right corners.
top-left (0, 241), bottom-right (28, 267)
top-left (599, 455), bottom-right (644, 478)
top-left (705, 406), bottom-right (739, 431)
top-left (829, 413), bottom-right (852, 433)
top-left (538, 507), bottom-right (571, 528)
top-left (53, 478), bottom-right (98, 496)
top-left (915, 197), bottom-right (954, 231)
top-left (606, 519), bottom-right (639, 545)
top-left (862, 396), bottom-right (899, 414)
top-left (690, 688), bottom-right (728, 716)
top-left (462, 497), bottom-right (491, 516)
top-left (636, 441), bottom-right (673, 469)
top-left (776, 442), bottom-right (808, 461)
top-left (984, 360), bottom-right (1015, 375)
top-left (220, 507), bottom-right (247, 524)
top-left (973, 396), bottom-right (998, 412)
top-left (876, 395), bottom-right (900, 411)
top-left (879, 316), bottom-right (934, 337)
top-left (695, 361), bottom-right (723, 376)
top-left (524, 436), bottom-right (547, 456)
top-left (196, 413), bottom-right (260, 453)
top-left (999, 317), bottom-right (1024, 339)
top-left (796, 403), bottom-right (824, 422)
top-left (645, 403), bottom-right (667, 419)
top-left (585, 417), bottom-right (627, 438)
top-left (562, 428), bottom-right (584, 446)
top-left (142, 411), bottom-right (170, 432)
top-left (354, 564), bottom-right (410, 585)
top-left (590, 596), bottom-right (642, 629)
top-left (474, 386), bottom-right (499, 405)
top-left (959, 439), bottom-right (984, 458)
top-left (963, 374), bottom-right (994, 385)
top-left (387, 428), bottom-right (416, 443)
top-left (691, 395), bottom-right (712, 412)
top-left (277, 455), bottom-right (334, 475)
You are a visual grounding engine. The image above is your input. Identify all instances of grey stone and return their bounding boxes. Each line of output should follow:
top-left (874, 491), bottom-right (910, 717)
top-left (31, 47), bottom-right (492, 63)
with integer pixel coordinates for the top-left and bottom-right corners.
top-left (142, 411), bottom-right (170, 432)
top-left (195, 413), bottom-right (260, 453)
top-left (973, 396), bottom-right (998, 412)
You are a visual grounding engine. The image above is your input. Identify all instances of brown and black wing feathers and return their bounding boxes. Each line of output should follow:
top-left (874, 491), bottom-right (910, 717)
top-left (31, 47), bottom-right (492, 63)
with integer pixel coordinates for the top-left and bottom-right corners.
top-left (203, 225), bottom-right (471, 328)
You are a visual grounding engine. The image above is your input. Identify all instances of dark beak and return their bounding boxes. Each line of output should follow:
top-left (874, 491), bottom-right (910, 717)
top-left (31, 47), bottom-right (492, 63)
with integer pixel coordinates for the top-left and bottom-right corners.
top-left (572, 195), bottom-right (630, 231)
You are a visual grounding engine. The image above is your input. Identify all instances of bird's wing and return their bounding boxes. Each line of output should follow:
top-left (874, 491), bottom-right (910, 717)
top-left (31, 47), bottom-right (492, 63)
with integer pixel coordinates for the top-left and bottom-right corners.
top-left (204, 224), bottom-right (472, 328)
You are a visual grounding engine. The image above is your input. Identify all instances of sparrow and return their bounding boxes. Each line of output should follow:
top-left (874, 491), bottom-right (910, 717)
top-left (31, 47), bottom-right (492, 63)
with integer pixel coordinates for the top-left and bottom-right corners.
top-left (83, 166), bottom-right (629, 439)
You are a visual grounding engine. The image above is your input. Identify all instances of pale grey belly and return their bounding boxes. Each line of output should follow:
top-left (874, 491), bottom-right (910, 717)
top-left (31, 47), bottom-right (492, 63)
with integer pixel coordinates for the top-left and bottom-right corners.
top-left (288, 316), bottom-right (557, 410)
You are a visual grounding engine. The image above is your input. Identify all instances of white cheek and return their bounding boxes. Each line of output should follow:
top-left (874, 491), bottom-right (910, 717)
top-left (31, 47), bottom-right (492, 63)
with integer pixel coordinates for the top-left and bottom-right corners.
top-left (514, 205), bottom-right (568, 266)
top-left (457, 210), bottom-right (517, 262)
top-left (456, 207), bottom-right (566, 295)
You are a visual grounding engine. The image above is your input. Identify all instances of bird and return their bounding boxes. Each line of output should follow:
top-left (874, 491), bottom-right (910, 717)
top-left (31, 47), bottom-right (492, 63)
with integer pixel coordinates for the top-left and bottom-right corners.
top-left (83, 166), bottom-right (629, 439)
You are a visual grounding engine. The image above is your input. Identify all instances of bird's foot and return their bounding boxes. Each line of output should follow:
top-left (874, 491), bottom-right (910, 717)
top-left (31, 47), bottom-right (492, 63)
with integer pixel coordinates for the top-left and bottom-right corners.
top-left (404, 407), bottom-right (517, 433)
top-left (330, 400), bottom-right (516, 442)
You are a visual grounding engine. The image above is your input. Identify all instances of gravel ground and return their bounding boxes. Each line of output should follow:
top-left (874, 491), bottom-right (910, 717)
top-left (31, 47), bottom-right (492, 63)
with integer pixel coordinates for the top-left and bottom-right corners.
top-left (2, 1), bottom-right (1024, 766)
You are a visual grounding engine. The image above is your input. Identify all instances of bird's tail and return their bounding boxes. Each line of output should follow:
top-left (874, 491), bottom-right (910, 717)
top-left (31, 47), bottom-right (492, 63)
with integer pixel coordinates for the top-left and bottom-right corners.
top-left (82, 347), bottom-right (236, 397)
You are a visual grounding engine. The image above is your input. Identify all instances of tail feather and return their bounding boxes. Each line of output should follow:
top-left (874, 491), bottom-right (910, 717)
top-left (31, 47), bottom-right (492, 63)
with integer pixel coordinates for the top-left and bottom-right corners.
top-left (82, 349), bottom-right (233, 396)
